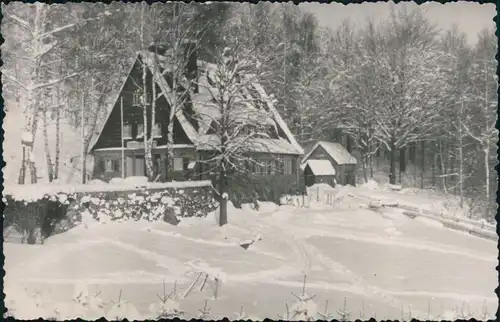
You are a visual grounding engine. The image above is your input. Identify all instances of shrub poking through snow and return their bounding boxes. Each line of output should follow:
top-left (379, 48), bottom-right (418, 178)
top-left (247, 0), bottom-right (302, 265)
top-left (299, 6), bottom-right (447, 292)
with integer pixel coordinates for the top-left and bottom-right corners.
top-left (234, 306), bottom-right (247, 320)
top-left (317, 300), bottom-right (335, 320)
top-left (148, 280), bottom-right (184, 319)
top-left (279, 275), bottom-right (318, 321)
top-left (106, 290), bottom-right (141, 320)
top-left (336, 297), bottom-right (351, 322)
top-left (63, 282), bottom-right (107, 319)
top-left (3, 193), bottom-right (77, 243)
top-left (198, 300), bottom-right (212, 320)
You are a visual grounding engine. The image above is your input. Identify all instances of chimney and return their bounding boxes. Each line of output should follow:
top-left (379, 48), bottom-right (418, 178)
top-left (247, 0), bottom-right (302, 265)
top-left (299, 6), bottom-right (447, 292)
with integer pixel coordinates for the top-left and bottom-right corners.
top-left (182, 39), bottom-right (199, 93)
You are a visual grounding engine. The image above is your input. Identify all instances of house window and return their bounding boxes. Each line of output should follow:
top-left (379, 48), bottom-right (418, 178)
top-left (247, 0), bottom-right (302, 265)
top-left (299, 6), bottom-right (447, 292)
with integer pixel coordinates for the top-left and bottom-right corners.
top-left (105, 159), bottom-right (120, 172)
top-left (244, 160), bottom-right (252, 173)
top-left (240, 126), bottom-right (251, 136)
top-left (183, 158), bottom-right (189, 171)
top-left (284, 158), bottom-right (293, 175)
top-left (137, 123), bottom-right (145, 139)
top-left (173, 157), bottom-right (184, 171)
top-left (277, 157), bottom-right (285, 174)
top-left (105, 160), bottom-right (112, 172)
top-left (152, 122), bottom-right (161, 138)
top-left (153, 154), bottom-right (161, 175)
top-left (255, 161), bottom-right (266, 175)
top-left (132, 90), bottom-right (151, 106)
top-left (266, 160), bottom-right (274, 175)
top-left (267, 125), bottom-right (279, 140)
top-left (135, 156), bottom-right (145, 177)
top-left (123, 124), bottom-right (132, 139)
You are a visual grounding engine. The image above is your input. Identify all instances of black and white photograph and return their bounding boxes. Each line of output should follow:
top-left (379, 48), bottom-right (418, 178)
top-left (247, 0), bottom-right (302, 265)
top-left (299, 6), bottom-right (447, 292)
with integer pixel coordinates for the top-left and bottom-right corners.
top-left (2, 1), bottom-right (497, 320)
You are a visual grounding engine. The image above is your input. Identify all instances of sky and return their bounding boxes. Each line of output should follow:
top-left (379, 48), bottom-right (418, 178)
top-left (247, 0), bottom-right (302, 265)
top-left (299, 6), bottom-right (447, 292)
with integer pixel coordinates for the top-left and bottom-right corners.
top-left (300, 1), bottom-right (496, 45)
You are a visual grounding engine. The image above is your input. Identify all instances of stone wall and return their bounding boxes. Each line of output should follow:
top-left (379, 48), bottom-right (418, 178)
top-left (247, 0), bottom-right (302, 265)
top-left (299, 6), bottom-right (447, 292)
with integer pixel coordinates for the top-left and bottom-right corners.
top-left (3, 181), bottom-right (219, 243)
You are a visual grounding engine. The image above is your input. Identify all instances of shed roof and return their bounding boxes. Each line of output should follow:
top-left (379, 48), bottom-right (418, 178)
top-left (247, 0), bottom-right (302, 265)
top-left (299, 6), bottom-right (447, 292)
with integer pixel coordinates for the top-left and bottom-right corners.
top-left (303, 159), bottom-right (336, 176)
top-left (302, 141), bottom-right (357, 165)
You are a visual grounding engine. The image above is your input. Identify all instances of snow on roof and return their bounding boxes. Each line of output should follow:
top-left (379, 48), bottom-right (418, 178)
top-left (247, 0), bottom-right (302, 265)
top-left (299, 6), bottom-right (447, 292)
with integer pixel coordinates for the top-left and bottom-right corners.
top-left (302, 141), bottom-right (357, 165)
top-left (303, 160), bottom-right (336, 176)
top-left (196, 134), bottom-right (301, 155)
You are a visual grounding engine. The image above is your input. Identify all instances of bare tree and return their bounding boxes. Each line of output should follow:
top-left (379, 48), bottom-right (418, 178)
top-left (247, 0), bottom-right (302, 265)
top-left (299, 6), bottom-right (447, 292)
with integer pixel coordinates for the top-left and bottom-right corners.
top-left (2, 2), bottom-right (112, 184)
top-left (123, 2), bottom-right (208, 181)
top-left (371, 10), bottom-right (448, 184)
top-left (195, 44), bottom-right (274, 226)
top-left (328, 20), bottom-right (386, 182)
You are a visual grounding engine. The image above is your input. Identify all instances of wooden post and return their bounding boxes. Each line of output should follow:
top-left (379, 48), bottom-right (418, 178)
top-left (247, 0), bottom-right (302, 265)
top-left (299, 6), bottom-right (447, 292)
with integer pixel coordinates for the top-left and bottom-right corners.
top-left (120, 96), bottom-right (125, 178)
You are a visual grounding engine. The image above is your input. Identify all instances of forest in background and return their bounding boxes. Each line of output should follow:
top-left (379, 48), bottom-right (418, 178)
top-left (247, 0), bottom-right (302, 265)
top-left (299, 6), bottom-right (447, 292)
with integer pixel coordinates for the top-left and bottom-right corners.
top-left (1, 2), bottom-right (497, 220)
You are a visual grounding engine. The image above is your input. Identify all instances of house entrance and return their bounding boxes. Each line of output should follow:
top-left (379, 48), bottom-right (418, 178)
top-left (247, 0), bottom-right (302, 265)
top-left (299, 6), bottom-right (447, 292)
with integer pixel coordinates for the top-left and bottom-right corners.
top-left (135, 156), bottom-right (145, 177)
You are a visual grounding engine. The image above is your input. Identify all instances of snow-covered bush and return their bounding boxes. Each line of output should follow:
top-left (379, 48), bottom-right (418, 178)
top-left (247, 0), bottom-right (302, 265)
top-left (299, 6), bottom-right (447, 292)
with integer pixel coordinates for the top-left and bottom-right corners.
top-left (279, 275), bottom-right (318, 321)
top-left (226, 173), bottom-right (305, 209)
top-left (3, 192), bottom-right (77, 243)
top-left (105, 290), bottom-right (142, 320)
top-left (148, 281), bottom-right (184, 319)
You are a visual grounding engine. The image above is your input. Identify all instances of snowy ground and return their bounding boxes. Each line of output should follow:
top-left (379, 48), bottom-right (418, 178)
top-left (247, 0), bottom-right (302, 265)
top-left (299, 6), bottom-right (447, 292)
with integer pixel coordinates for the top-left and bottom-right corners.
top-left (4, 187), bottom-right (497, 320)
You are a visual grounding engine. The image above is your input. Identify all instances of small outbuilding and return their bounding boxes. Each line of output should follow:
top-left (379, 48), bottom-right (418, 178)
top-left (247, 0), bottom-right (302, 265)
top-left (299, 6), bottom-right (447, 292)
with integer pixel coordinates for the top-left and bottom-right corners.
top-left (302, 159), bottom-right (336, 187)
top-left (301, 141), bottom-right (357, 186)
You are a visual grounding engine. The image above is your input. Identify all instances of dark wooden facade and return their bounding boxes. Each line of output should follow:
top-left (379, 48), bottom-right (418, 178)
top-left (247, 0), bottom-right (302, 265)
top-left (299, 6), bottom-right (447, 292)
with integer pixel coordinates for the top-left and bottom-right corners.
top-left (92, 60), bottom-right (193, 151)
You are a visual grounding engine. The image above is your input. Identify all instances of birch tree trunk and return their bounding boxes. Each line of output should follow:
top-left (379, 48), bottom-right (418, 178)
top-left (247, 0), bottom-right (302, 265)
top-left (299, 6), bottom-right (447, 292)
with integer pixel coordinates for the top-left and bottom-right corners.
top-left (165, 5), bottom-right (180, 182)
top-left (148, 61), bottom-right (157, 180)
top-left (420, 141), bottom-right (425, 189)
top-left (458, 123), bottom-right (464, 209)
top-left (27, 111), bottom-right (39, 184)
top-left (483, 146), bottom-right (490, 215)
top-left (54, 101), bottom-right (61, 180)
top-left (438, 139), bottom-right (448, 194)
top-left (389, 139), bottom-right (397, 185)
top-left (140, 3), bottom-right (154, 181)
top-left (42, 109), bottom-right (54, 182)
top-left (431, 145), bottom-right (437, 188)
top-left (361, 154), bottom-right (368, 183)
top-left (218, 112), bottom-right (228, 226)
top-left (166, 88), bottom-right (176, 181)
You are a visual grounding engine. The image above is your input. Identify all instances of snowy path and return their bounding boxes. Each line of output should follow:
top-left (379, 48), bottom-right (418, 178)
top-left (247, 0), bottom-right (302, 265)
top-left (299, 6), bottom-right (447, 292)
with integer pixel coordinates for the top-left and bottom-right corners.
top-left (4, 199), bottom-right (497, 320)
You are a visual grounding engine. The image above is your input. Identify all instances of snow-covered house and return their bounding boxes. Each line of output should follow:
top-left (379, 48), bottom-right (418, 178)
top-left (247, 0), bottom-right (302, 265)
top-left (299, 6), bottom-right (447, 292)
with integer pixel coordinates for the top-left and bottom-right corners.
top-left (300, 141), bottom-right (357, 186)
top-left (88, 44), bottom-right (304, 182)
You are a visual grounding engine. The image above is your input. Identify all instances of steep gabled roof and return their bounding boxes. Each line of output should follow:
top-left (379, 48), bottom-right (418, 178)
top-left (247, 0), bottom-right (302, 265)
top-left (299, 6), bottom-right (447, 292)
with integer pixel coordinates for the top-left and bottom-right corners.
top-left (302, 141), bottom-right (357, 165)
top-left (89, 50), bottom-right (303, 156)
top-left (88, 52), bottom-right (199, 152)
top-left (88, 57), bottom-right (137, 153)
